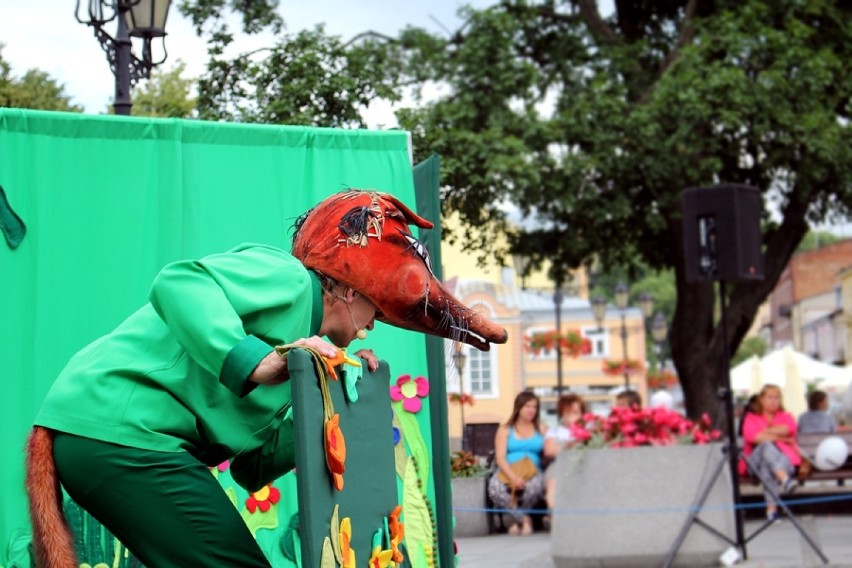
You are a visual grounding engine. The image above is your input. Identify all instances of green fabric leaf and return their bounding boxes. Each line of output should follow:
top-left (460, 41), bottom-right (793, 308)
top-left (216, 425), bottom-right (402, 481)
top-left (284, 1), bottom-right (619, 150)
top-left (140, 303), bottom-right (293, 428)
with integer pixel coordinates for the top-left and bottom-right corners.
top-left (392, 413), bottom-right (408, 480)
top-left (241, 503), bottom-right (280, 536)
top-left (320, 537), bottom-right (336, 568)
top-left (330, 504), bottom-right (342, 565)
top-left (343, 364), bottom-right (363, 403)
top-left (225, 487), bottom-right (238, 508)
top-left (402, 457), bottom-right (434, 565)
top-left (394, 402), bottom-right (431, 488)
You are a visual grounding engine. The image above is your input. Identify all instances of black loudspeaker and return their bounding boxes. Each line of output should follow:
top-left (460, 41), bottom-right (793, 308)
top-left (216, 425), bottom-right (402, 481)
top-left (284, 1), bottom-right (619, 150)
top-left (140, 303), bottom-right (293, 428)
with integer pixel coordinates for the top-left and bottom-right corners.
top-left (682, 184), bottom-right (764, 283)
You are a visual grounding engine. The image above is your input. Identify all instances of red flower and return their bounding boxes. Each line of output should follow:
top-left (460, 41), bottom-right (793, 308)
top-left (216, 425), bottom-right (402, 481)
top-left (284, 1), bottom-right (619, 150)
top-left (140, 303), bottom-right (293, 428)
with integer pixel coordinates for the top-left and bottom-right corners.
top-left (525, 329), bottom-right (591, 359)
top-left (246, 484), bottom-right (280, 513)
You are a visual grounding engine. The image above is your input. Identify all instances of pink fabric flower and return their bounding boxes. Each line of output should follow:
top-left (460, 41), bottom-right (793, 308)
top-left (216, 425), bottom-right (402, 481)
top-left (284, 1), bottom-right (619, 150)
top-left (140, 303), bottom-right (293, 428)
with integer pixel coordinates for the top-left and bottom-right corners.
top-left (390, 374), bottom-right (430, 413)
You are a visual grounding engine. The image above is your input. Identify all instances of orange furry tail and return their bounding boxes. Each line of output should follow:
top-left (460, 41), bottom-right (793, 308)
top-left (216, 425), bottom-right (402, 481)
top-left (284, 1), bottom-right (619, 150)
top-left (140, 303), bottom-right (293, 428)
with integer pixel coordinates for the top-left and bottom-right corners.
top-left (25, 427), bottom-right (77, 567)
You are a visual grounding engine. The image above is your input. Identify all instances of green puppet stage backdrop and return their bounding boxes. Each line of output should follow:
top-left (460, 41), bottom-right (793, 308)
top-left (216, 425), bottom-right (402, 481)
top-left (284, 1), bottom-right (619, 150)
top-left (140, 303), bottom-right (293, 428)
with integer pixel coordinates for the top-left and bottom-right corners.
top-left (0, 109), bottom-right (452, 567)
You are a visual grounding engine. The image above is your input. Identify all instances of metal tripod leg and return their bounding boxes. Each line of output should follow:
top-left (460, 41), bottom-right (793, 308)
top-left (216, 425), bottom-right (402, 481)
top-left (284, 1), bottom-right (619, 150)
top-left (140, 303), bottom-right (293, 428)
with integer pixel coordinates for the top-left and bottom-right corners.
top-left (664, 446), bottom-right (737, 568)
top-left (742, 453), bottom-right (829, 564)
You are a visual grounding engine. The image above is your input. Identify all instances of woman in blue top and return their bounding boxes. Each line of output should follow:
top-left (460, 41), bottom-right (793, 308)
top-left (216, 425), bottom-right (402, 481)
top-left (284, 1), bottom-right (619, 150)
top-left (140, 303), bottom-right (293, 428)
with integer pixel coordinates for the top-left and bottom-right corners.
top-left (489, 391), bottom-right (547, 535)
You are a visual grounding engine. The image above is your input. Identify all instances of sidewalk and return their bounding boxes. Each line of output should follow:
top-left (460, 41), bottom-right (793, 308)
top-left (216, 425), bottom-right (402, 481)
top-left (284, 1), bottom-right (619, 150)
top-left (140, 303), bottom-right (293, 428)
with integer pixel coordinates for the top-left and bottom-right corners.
top-left (455, 515), bottom-right (852, 567)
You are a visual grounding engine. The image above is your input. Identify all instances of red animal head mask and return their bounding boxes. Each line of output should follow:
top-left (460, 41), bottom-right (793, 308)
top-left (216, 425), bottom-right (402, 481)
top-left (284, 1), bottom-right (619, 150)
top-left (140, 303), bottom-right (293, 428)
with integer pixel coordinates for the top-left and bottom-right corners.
top-left (292, 190), bottom-right (508, 350)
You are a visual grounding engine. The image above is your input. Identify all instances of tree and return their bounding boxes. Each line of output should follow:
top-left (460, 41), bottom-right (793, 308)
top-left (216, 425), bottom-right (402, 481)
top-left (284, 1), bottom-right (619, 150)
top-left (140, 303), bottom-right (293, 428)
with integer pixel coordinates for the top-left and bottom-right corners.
top-left (175, 0), bottom-right (851, 422)
top-left (130, 61), bottom-right (197, 118)
top-left (731, 336), bottom-right (767, 368)
top-left (388, 0), bottom-right (850, 421)
top-left (179, 0), bottom-right (403, 126)
top-left (0, 45), bottom-right (82, 112)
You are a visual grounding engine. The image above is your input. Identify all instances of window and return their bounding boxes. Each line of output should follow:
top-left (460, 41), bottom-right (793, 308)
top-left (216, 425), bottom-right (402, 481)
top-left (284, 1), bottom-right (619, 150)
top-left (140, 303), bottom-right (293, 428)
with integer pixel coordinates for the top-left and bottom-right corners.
top-left (468, 345), bottom-right (497, 397)
top-left (582, 326), bottom-right (609, 357)
top-left (525, 326), bottom-right (557, 360)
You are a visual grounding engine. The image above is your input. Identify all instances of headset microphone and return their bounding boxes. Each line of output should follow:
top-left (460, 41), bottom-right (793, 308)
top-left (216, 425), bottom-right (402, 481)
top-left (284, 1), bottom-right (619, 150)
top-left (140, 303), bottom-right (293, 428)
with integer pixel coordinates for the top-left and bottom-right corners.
top-left (340, 294), bottom-right (368, 340)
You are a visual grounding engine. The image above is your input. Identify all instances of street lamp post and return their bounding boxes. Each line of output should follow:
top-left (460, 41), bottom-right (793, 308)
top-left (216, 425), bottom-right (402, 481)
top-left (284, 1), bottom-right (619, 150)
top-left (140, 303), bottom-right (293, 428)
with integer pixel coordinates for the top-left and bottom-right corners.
top-left (76, 0), bottom-right (173, 115)
top-left (512, 252), bottom-right (568, 396)
top-left (593, 285), bottom-right (655, 391)
top-left (651, 311), bottom-right (669, 371)
top-left (452, 342), bottom-right (468, 450)
top-left (553, 281), bottom-right (565, 395)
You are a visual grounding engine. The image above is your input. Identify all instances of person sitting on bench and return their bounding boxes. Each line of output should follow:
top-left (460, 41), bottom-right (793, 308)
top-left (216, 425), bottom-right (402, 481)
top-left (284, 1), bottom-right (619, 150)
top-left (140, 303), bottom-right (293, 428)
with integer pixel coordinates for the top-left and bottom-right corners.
top-left (798, 390), bottom-right (837, 434)
top-left (739, 384), bottom-right (801, 521)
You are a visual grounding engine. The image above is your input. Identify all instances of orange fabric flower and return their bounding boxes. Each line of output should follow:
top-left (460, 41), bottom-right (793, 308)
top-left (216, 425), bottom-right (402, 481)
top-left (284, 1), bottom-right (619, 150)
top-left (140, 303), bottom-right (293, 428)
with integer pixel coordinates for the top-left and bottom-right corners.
top-left (325, 413), bottom-right (347, 491)
top-left (388, 505), bottom-right (405, 563)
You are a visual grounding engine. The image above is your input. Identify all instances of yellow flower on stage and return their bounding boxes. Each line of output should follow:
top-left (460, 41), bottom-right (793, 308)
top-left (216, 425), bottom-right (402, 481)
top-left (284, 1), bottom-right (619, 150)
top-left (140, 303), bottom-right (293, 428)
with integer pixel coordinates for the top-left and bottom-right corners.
top-left (339, 517), bottom-right (356, 568)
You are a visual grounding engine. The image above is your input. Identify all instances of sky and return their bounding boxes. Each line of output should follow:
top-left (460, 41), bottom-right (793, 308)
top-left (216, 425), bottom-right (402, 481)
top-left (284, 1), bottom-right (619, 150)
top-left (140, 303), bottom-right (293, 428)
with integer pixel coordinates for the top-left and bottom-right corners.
top-left (0, 0), bottom-right (490, 118)
top-left (0, 0), bottom-right (848, 235)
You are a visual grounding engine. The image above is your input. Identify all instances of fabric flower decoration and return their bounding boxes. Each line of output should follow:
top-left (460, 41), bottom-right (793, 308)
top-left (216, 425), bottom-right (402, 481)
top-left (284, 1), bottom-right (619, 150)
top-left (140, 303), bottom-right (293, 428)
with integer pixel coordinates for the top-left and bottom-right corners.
top-left (246, 484), bottom-right (280, 513)
top-left (390, 374), bottom-right (429, 413)
top-left (325, 413), bottom-right (347, 491)
top-left (388, 505), bottom-right (405, 564)
top-left (339, 517), bottom-right (355, 568)
top-left (369, 546), bottom-right (393, 568)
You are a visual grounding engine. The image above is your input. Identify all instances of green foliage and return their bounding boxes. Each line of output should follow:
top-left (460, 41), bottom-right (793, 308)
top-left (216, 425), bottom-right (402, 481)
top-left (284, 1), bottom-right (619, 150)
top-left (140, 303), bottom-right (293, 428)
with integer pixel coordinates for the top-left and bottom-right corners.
top-left (195, 26), bottom-right (405, 126)
top-left (173, 0), bottom-right (851, 420)
top-left (449, 450), bottom-right (486, 478)
top-left (0, 45), bottom-right (82, 112)
top-left (731, 336), bottom-right (768, 368)
top-left (130, 61), bottom-right (197, 118)
top-left (796, 230), bottom-right (842, 253)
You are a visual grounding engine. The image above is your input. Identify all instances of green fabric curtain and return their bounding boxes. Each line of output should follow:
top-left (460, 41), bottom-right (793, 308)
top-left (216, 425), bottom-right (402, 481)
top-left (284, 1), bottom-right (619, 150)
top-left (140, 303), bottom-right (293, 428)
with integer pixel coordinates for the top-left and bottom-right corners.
top-left (412, 154), bottom-right (453, 568)
top-left (0, 109), bottom-right (429, 567)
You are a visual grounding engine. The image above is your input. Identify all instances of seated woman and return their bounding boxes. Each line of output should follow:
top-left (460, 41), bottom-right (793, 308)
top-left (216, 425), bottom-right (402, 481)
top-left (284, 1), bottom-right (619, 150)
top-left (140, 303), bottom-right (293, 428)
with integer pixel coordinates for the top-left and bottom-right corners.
top-left (543, 393), bottom-right (587, 510)
top-left (740, 384), bottom-right (801, 521)
top-left (488, 391), bottom-right (547, 536)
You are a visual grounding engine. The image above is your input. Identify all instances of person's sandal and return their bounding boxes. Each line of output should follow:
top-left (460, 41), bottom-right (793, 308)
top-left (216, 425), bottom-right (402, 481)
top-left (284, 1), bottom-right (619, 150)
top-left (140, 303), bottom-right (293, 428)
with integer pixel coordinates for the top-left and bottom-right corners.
top-left (521, 517), bottom-right (533, 536)
top-left (508, 523), bottom-right (521, 536)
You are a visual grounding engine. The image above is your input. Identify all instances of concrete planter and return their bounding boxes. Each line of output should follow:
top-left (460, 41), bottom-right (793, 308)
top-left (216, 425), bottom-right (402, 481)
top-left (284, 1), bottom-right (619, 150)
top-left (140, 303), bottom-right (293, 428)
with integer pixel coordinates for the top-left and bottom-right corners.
top-left (451, 476), bottom-right (490, 537)
top-left (551, 443), bottom-right (734, 568)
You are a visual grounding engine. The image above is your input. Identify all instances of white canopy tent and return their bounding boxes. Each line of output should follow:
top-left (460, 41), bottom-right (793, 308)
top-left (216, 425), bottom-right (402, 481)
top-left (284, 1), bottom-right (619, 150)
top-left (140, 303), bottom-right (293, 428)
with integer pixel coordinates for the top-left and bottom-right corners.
top-left (729, 346), bottom-right (852, 417)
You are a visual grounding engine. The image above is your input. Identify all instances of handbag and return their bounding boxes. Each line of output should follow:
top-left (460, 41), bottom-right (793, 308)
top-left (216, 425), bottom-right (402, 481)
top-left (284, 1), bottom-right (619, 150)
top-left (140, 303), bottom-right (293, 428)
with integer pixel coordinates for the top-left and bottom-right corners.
top-left (497, 456), bottom-right (539, 487)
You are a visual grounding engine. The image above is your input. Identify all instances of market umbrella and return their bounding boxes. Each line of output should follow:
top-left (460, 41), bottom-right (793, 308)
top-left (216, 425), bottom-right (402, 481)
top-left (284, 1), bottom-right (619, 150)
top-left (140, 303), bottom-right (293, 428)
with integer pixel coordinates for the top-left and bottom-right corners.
top-left (780, 348), bottom-right (807, 418)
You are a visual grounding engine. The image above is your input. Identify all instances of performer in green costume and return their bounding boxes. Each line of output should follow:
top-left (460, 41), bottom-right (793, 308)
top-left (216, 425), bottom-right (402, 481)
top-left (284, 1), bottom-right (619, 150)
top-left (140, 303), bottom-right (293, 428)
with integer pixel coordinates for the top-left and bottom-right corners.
top-left (26, 190), bottom-right (508, 567)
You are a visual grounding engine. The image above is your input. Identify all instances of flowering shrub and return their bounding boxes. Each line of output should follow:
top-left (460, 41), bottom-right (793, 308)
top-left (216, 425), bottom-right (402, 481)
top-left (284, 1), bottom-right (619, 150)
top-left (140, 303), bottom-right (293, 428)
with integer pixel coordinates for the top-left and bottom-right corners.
top-left (647, 369), bottom-right (678, 390)
top-left (569, 406), bottom-right (721, 449)
top-left (526, 329), bottom-right (592, 358)
top-left (448, 392), bottom-right (475, 406)
top-left (601, 359), bottom-right (644, 376)
top-left (450, 450), bottom-right (486, 478)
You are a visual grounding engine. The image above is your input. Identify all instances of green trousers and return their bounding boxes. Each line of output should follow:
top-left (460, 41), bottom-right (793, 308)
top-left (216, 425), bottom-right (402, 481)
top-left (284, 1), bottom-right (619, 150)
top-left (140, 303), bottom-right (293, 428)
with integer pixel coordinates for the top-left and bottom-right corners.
top-left (52, 432), bottom-right (272, 567)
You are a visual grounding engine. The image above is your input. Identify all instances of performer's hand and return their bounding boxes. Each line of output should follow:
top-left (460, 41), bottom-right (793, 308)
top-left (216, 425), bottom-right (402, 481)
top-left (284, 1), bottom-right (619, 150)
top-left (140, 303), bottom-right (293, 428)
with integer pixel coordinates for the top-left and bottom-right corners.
top-left (293, 336), bottom-right (339, 359)
top-left (354, 348), bottom-right (379, 372)
top-left (249, 351), bottom-right (289, 385)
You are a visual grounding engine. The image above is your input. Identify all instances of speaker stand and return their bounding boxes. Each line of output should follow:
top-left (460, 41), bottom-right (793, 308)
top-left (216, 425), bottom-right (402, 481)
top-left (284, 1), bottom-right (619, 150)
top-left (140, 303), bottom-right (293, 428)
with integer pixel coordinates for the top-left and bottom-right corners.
top-left (664, 281), bottom-right (828, 566)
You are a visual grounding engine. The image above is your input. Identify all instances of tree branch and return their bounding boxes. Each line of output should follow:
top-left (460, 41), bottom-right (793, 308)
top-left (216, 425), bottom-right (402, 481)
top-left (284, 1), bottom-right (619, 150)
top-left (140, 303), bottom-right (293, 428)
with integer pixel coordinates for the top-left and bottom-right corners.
top-left (342, 30), bottom-right (398, 49)
top-left (657, 0), bottom-right (700, 77)
top-left (576, 0), bottom-right (620, 46)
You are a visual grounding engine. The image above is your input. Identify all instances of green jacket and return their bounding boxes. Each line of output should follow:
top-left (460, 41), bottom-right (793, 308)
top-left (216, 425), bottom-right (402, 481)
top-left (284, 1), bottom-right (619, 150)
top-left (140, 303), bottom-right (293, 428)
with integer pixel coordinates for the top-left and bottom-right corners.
top-left (35, 243), bottom-right (323, 491)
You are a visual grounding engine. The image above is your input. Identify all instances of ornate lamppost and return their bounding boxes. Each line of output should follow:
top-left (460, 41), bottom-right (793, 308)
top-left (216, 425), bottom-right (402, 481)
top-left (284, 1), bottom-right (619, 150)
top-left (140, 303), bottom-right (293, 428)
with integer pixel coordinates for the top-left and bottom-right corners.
top-left (651, 311), bottom-right (669, 371)
top-left (451, 341), bottom-right (468, 450)
top-left (512, 252), bottom-right (571, 395)
top-left (592, 285), bottom-right (655, 391)
top-left (76, 0), bottom-right (173, 115)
